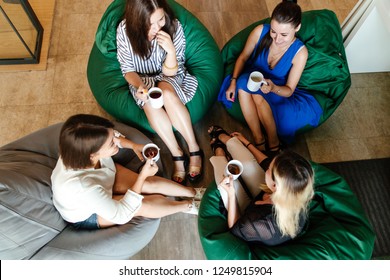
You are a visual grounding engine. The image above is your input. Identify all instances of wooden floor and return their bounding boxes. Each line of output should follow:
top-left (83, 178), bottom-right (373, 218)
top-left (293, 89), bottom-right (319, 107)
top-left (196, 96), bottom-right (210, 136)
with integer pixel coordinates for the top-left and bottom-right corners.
top-left (0, 0), bottom-right (388, 260)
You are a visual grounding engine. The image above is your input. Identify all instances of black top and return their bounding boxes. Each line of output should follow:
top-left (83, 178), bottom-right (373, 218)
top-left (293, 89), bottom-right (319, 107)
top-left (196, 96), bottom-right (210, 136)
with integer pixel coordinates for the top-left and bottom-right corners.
top-left (230, 192), bottom-right (307, 246)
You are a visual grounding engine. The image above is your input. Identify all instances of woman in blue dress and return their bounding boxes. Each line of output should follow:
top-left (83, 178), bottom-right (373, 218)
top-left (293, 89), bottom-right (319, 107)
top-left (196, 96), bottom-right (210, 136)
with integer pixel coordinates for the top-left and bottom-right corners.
top-left (223, 0), bottom-right (322, 155)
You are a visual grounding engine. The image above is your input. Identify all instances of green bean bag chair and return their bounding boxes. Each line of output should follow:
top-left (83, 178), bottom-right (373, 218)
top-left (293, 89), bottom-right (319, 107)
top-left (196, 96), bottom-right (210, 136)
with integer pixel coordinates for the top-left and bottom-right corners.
top-left (87, 0), bottom-right (223, 133)
top-left (220, 9), bottom-right (351, 135)
top-left (198, 162), bottom-right (375, 259)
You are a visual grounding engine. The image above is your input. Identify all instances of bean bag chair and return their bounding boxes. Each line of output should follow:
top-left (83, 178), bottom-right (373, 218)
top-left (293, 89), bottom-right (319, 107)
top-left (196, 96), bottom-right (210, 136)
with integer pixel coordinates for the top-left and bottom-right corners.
top-left (87, 0), bottom-right (223, 133)
top-left (220, 9), bottom-right (351, 135)
top-left (198, 162), bottom-right (375, 259)
top-left (0, 122), bottom-right (161, 260)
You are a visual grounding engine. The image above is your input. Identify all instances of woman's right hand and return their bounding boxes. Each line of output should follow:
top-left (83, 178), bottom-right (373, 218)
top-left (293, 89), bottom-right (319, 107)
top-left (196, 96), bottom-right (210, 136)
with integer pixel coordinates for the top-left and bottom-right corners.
top-left (139, 159), bottom-right (158, 178)
top-left (135, 86), bottom-right (148, 102)
top-left (219, 175), bottom-right (235, 195)
top-left (225, 82), bottom-right (236, 102)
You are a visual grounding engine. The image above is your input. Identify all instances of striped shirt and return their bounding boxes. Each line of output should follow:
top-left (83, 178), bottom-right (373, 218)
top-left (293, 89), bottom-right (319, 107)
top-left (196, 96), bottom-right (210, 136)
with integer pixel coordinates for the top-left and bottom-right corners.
top-left (116, 19), bottom-right (198, 107)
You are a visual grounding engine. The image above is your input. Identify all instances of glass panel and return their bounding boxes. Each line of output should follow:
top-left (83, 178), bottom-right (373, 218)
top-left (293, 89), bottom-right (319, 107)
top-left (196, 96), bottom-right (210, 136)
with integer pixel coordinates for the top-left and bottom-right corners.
top-left (0, 0), bottom-right (43, 64)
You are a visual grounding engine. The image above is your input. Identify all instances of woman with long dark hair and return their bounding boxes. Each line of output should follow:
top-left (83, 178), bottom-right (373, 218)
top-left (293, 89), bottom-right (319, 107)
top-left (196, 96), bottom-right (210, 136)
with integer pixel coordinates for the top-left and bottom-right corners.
top-left (116, 0), bottom-right (203, 185)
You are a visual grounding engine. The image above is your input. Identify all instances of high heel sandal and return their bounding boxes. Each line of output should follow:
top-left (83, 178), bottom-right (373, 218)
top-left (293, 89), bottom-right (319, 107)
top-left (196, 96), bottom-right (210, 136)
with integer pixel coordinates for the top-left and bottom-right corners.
top-left (210, 137), bottom-right (232, 161)
top-left (187, 149), bottom-right (204, 183)
top-left (172, 154), bottom-right (188, 185)
top-left (266, 143), bottom-right (282, 158)
top-left (254, 140), bottom-right (266, 153)
top-left (208, 125), bottom-right (230, 141)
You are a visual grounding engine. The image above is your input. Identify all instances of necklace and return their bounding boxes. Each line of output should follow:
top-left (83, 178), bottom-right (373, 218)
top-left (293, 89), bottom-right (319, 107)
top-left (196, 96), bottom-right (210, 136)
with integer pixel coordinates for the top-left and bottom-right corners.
top-left (268, 39), bottom-right (296, 70)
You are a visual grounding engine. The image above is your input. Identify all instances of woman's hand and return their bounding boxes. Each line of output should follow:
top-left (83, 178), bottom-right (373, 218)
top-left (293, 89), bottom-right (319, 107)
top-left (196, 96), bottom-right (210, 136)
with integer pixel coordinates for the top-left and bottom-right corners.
top-left (260, 79), bottom-right (275, 94)
top-left (255, 192), bottom-right (273, 205)
top-left (230, 132), bottom-right (248, 143)
top-left (132, 143), bottom-right (145, 162)
top-left (225, 82), bottom-right (236, 102)
top-left (156, 30), bottom-right (175, 54)
top-left (219, 175), bottom-right (235, 195)
top-left (139, 158), bottom-right (158, 178)
top-left (135, 86), bottom-right (148, 102)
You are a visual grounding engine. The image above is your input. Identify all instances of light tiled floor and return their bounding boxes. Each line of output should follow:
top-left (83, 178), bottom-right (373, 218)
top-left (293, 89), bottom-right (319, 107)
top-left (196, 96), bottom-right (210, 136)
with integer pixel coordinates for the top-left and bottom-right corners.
top-left (0, 0), bottom-right (389, 259)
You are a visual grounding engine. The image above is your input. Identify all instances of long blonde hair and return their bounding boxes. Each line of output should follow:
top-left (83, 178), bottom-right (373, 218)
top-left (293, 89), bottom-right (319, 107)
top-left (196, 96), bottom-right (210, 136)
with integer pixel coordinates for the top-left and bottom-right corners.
top-left (270, 151), bottom-right (314, 238)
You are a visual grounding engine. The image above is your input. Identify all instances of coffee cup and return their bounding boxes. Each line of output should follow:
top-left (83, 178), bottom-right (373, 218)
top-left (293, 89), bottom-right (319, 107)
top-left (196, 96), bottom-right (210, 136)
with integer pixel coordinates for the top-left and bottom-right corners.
top-left (142, 143), bottom-right (160, 162)
top-left (148, 87), bottom-right (164, 109)
top-left (247, 71), bottom-right (267, 92)
top-left (225, 160), bottom-right (244, 180)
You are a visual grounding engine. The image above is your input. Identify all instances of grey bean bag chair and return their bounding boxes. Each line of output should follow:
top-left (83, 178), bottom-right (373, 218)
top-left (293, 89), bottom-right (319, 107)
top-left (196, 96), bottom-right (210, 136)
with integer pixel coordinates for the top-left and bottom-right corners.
top-left (0, 122), bottom-right (161, 259)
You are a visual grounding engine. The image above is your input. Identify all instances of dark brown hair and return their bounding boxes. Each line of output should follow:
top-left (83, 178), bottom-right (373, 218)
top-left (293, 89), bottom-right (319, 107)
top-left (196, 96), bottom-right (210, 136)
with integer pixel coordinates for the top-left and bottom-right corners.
top-left (253, 0), bottom-right (301, 63)
top-left (59, 114), bottom-right (114, 169)
top-left (124, 0), bottom-right (176, 59)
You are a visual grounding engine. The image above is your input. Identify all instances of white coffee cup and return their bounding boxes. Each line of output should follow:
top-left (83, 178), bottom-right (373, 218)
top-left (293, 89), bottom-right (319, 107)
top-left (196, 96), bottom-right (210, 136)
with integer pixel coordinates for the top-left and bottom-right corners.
top-left (247, 71), bottom-right (267, 92)
top-left (142, 143), bottom-right (160, 162)
top-left (148, 87), bottom-right (164, 109)
top-left (225, 160), bottom-right (244, 180)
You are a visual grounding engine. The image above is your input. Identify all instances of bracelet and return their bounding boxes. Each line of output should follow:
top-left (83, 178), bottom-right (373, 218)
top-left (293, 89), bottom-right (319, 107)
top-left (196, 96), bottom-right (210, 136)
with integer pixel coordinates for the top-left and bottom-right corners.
top-left (230, 77), bottom-right (237, 81)
top-left (163, 61), bottom-right (178, 70)
top-left (245, 142), bottom-right (252, 148)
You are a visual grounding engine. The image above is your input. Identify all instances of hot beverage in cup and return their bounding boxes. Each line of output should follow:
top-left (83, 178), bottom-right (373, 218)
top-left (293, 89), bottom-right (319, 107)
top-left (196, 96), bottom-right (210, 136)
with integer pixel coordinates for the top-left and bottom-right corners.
top-left (144, 146), bottom-right (158, 159)
top-left (227, 164), bottom-right (241, 175)
top-left (225, 160), bottom-right (244, 180)
top-left (142, 143), bottom-right (160, 162)
top-left (247, 71), bottom-right (267, 92)
top-left (148, 87), bottom-right (164, 109)
top-left (149, 91), bottom-right (162, 99)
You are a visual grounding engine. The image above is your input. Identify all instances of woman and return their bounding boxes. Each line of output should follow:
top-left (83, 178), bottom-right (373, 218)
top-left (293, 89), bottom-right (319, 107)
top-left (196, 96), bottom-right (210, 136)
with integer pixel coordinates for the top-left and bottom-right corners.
top-left (208, 125), bottom-right (314, 245)
top-left (116, 0), bottom-right (203, 184)
top-left (221, 0), bottom-right (322, 153)
top-left (51, 114), bottom-right (204, 230)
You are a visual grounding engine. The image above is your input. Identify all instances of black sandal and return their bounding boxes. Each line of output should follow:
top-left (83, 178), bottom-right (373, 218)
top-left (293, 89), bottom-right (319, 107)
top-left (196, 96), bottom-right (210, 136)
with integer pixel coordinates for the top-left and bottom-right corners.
top-left (266, 143), bottom-right (282, 158)
top-left (254, 140), bottom-right (266, 152)
top-left (208, 125), bottom-right (230, 140)
top-left (210, 138), bottom-right (232, 161)
top-left (172, 155), bottom-right (188, 185)
top-left (187, 150), bottom-right (204, 183)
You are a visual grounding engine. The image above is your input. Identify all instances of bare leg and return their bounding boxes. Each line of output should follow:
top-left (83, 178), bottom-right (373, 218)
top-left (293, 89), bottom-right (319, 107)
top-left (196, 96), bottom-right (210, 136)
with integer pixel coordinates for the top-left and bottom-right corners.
top-left (135, 195), bottom-right (192, 218)
top-left (158, 81), bottom-right (202, 177)
top-left (143, 99), bottom-right (185, 182)
top-left (113, 163), bottom-right (196, 197)
top-left (238, 89), bottom-right (265, 147)
top-left (252, 94), bottom-right (279, 149)
top-left (97, 195), bottom-right (193, 228)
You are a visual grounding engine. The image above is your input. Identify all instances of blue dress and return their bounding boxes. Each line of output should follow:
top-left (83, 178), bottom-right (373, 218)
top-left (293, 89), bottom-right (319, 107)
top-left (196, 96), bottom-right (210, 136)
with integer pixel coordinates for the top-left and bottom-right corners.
top-left (219, 24), bottom-right (323, 143)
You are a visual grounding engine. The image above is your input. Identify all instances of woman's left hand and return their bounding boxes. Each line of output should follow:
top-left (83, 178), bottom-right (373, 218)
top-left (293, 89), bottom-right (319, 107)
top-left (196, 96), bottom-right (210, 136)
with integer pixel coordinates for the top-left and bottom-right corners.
top-left (254, 193), bottom-right (273, 205)
top-left (133, 143), bottom-right (145, 162)
top-left (260, 79), bottom-right (275, 94)
top-left (156, 30), bottom-right (175, 54)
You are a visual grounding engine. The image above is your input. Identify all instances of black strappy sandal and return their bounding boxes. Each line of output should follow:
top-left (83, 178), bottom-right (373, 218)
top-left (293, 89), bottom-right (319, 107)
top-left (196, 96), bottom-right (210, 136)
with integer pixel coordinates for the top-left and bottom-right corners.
top-left (208, 125), bottom-right (230, 141)
top-left (254, 140), bottom-right (266, 153)
top-left (210, 138), bottom-right (232, 161)
top-left (187, 149), bottom-right (204, 183)
top-left (172, 154), bottom-right (188, 185)
top-left (266, 143), bottom-right (282, 159)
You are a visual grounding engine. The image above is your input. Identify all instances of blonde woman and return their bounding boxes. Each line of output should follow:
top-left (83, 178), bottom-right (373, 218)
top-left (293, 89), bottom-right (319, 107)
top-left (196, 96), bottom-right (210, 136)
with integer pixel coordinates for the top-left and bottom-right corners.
top-left (208, 125), bottom-right (314, 245)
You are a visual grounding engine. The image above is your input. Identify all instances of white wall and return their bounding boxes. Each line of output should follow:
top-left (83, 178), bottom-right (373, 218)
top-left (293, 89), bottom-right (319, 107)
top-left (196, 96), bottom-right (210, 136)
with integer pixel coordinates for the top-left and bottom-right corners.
top-left (343, 0), bottom-right (390, 73)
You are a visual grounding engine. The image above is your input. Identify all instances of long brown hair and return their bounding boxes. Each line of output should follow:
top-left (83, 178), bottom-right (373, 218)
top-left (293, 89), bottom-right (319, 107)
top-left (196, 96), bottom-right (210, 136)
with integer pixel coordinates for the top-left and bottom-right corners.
top-left (124, 0), bottom-right (176, 59)
top-left (59, 114), bottom-right (114, 169)
top-left (253, 0), bottom-right (301, 63)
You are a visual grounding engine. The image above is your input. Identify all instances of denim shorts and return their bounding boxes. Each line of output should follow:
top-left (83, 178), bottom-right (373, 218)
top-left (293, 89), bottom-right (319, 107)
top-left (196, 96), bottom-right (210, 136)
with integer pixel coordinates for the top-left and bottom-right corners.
top-left (71, 213), bottom-right (100, 230)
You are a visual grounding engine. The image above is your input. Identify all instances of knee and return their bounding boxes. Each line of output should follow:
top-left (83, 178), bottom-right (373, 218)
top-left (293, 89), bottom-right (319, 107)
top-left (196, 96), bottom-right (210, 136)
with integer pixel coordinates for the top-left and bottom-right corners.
top-left (253, 95), bottom-right (267, 107)
top-left (161, 88), bottom-right (178, 104)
